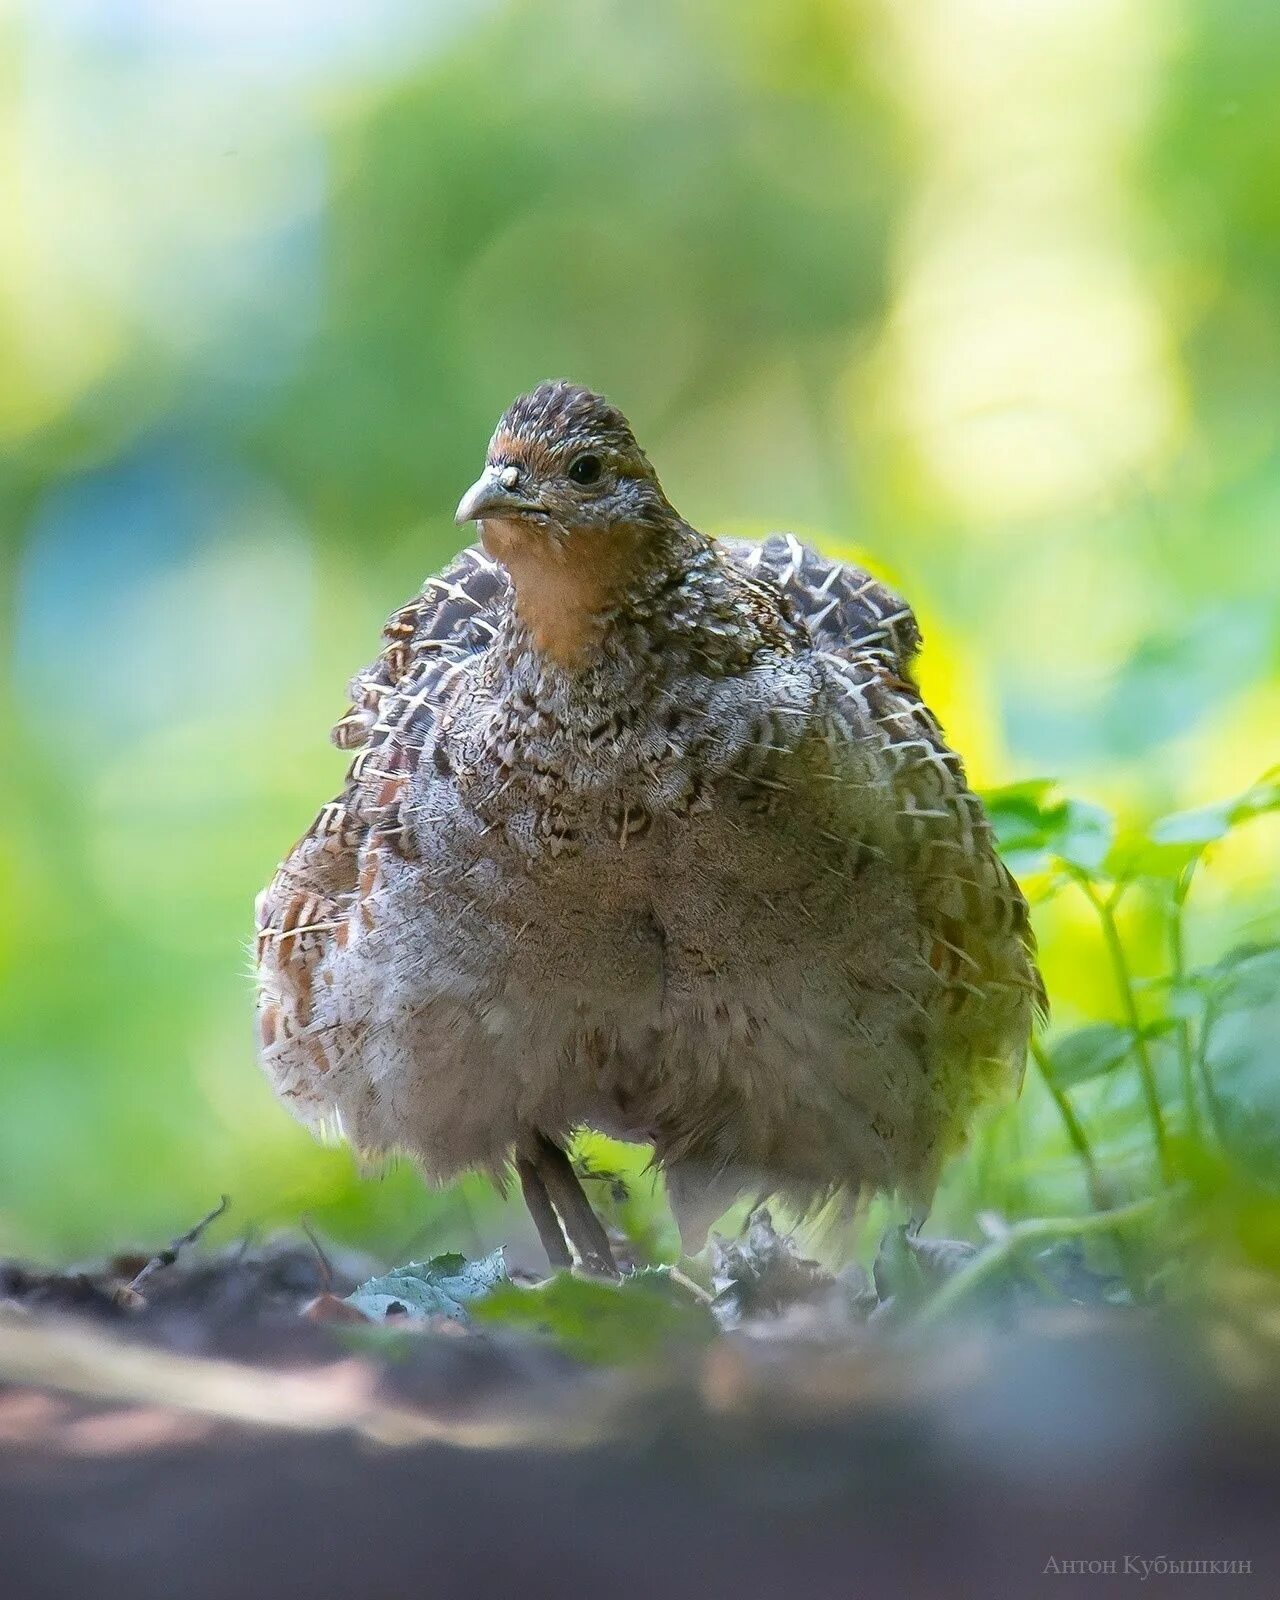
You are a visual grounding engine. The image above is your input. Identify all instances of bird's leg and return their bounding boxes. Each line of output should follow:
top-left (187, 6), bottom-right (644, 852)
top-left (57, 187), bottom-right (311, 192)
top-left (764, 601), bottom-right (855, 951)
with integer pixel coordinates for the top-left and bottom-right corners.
top-left (528, 1132), bottom-right (618, 1277)
top-left (516, 1151), bottom-right (573, 1272)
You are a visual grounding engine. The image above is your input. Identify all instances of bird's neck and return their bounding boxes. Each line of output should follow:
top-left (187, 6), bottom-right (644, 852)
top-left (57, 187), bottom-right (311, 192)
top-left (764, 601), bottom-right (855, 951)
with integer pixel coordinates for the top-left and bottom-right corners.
top-left (487, 519), bottom-right (707, 673)
top-left (483, 519), bottom-right (650, 669)
top-left (476, 525), bottom-right (792, 794)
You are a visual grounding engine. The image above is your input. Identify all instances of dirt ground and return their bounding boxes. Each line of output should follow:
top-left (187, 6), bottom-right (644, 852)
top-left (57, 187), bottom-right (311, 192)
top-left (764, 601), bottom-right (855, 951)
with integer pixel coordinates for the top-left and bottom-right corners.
top-left (2, 1241), bottom-right (1277, 1599)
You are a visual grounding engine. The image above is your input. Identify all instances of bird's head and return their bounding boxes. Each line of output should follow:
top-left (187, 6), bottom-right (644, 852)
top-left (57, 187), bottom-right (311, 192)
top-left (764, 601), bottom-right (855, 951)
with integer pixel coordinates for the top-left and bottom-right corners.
top-left (456, 380), bottom-right (674, 544)
top-left (455, 381), bottom-right (680, 664)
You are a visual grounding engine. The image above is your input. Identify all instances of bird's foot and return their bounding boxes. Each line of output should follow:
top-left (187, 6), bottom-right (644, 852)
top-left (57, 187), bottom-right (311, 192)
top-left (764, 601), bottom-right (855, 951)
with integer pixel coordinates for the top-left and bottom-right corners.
top-left (516, 1132), bottom-right (618, 1278)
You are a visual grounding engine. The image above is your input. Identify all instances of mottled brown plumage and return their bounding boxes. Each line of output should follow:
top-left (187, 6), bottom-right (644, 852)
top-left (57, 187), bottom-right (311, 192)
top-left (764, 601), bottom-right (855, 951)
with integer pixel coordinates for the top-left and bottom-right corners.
top-left (255, 381), bottom-right (1042, 1271)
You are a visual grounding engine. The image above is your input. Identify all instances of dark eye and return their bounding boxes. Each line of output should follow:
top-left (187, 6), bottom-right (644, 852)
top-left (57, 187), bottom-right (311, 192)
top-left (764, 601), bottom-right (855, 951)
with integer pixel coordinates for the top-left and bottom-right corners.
top-left (567, 454), bottom-right (601, 487)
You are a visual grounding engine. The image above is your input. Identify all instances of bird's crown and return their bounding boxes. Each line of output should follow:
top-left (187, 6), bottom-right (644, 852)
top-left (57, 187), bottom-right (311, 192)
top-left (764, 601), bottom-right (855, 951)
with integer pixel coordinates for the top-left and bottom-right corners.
top-left (492, 380), bottom-right (637, 459)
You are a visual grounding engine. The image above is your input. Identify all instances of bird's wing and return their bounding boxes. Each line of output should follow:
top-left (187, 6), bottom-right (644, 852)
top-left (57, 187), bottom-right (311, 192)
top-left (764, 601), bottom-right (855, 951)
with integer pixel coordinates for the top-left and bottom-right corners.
top-left (821, 641), bottom-right (1045, 1129)
top-left (331, 543), bottom-right (509, 751)
top-left (728, 533), bottom-right (1039, 1046)
top-left (725, 532), bottom-right (921, 679)
top-left (255, 543), bottom-right (506, 1129)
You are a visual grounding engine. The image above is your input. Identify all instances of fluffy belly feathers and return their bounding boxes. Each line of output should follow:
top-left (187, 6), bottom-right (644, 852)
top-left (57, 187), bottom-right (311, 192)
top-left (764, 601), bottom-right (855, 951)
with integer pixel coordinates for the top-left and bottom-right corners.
top-left (266, 791), bottom-right (938, 1208)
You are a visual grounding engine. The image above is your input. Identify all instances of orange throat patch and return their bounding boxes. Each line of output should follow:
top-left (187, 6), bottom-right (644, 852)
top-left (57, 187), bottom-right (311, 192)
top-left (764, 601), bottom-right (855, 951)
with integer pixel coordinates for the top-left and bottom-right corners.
top-left (481, 519), bottom-right (643, 668)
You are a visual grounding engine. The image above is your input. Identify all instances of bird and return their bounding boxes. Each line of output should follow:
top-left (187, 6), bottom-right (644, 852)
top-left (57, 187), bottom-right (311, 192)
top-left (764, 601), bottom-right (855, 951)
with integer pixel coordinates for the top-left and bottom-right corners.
top-left (254, 380), bottom-right (1043, 1276)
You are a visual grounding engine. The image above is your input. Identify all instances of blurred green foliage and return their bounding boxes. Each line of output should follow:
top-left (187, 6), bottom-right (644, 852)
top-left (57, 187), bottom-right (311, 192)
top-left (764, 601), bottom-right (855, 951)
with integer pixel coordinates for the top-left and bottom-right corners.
top-left (1, 0), bottom-right (1277, 1286)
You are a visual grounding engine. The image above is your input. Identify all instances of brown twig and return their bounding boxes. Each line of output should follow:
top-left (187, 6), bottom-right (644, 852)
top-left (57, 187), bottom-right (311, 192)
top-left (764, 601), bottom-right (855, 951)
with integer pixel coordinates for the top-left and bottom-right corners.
top-left (299, 1217), bottom-right (334, 1294)
top-left (126, 1196), bottom-right (230, 1299)
top-left (667, 1266), bottom-right (714, 1306)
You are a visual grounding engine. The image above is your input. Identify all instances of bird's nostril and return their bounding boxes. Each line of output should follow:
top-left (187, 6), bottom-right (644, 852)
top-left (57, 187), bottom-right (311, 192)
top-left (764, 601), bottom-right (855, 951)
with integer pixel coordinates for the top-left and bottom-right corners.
top-left (499, 465), bottom-right (520, 489)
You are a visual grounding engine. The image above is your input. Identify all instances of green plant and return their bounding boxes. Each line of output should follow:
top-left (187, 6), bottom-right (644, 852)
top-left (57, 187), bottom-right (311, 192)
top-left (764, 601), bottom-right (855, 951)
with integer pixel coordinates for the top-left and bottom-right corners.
top-left (914, 769), bottom-right (1280, 1323)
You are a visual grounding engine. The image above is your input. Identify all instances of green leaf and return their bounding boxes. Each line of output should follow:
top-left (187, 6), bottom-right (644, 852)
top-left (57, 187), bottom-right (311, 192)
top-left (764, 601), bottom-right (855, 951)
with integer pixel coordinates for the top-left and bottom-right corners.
top-left (1135, 972), bottom-right (1210, 1020)
top-left (1202, 942), bottom-right (1280, 1010)
top-left (982, 779), bottom-right (1058, 833)
top-left (1149, 801), bottom-right (1236, 848)
top-left (872, 1225), bottom-right (977, 1312)
top-left (982, 780), bottom-right (1060, 875)
top-left (1234, 765), bottom-right (1280, 823)
top-left (473, 1267), bottom-right (716, 1364)
top-left (346, 1248), bottom-right (509, 1323)
top-left (982, 782), bottom-right (1115, 878)
top-left (1053, 798), bottom-right (1116, 875)
top-left (1148, 766), bottom-right (1280, 853)
top-left (1103, 828), bottom-right (1204, 885)
top-left (1043, 1023), bottom-right (1137, 1089)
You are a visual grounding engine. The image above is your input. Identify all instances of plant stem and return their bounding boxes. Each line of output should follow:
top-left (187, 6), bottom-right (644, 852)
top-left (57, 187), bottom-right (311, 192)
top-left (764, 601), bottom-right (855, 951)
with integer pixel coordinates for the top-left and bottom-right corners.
top-left (1031, 1038), bottom-right (1106, 1210)
top-left (913, 1194), bottom-right (1166, 1328)
top-left (1196, 1000), bottom-right (1228, 1144)
top-left (1169, 866), bottom-right (1203, 1142)
top-left (1031, 1039), bottom-right (1147, 1297)
top-left (1081, 879), bottom-right (1172, 1184)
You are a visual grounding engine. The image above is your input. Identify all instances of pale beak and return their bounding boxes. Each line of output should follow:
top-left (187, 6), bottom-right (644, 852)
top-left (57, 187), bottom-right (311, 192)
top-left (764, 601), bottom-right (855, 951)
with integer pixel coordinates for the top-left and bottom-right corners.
top-left (454, 469), bottom-right (541, 526)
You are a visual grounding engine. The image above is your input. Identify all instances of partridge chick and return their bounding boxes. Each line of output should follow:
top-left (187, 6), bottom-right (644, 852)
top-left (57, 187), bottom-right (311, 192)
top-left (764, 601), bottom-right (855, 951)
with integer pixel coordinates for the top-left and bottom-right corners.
top-left (255, 382), bottom-right (1042, 1272)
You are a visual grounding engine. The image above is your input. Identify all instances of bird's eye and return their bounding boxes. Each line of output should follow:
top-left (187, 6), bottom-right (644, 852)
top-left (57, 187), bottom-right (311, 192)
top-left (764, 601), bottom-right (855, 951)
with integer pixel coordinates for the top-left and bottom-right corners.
top-left (567, 454), bottom-right (602, 487)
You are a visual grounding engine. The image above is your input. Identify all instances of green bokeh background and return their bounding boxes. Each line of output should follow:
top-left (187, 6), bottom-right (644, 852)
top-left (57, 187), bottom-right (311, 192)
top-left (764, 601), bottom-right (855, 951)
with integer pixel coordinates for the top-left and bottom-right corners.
top-left (2, 0), bottom-right (1276, 1264)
